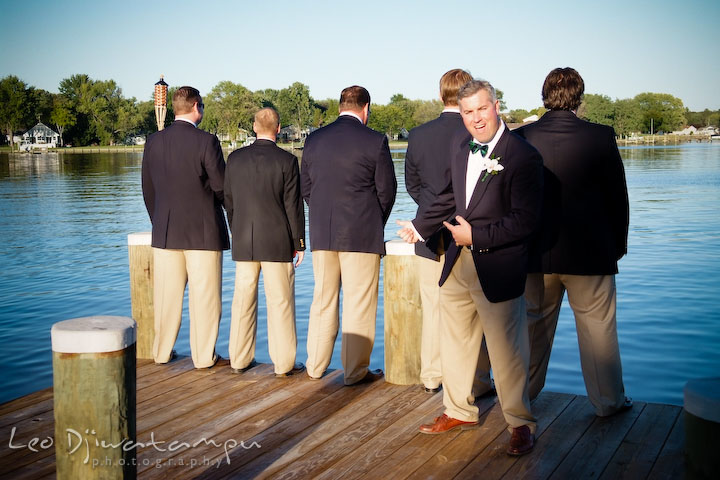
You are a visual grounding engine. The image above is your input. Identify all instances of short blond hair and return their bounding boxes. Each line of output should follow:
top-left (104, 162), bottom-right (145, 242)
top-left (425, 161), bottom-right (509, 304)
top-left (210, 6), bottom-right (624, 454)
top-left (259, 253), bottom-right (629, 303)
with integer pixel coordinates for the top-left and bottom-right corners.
top-left (254, 107), bottom-right (280, 135)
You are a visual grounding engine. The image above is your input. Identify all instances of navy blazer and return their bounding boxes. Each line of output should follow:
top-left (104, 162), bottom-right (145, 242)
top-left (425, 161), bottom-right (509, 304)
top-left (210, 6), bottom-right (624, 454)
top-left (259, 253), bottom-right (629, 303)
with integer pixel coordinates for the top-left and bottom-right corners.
top-left (515, 111), bottom-right (628, 275)
top-left (142, 121), bottom-right (229, 251)
top-left (405, 112), bottom-right (465, 259)
top-left (413, 127), bottom-right (543, 303)
top-left (301, 115), bottom-right (397, 255)
top-left (224, 139), bottom-right (305, 262)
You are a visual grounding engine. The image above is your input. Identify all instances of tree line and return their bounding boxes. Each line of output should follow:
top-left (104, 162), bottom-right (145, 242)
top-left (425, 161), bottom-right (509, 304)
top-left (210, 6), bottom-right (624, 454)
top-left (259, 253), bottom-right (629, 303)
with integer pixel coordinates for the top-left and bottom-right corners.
top-left (1, 74), bottom-right (716, 150)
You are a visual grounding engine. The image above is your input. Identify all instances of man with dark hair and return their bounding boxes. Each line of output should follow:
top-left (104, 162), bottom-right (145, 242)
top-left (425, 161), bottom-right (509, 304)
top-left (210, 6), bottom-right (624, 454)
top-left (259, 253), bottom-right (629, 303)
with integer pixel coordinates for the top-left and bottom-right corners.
top-left (405, 69), bottom-right (492, 397)
top-left (301, 85), bottom-right (397, 385)
top-left (398, 79), bottom-right (543, 456)
top-left (142, 85), bottom-right (228, 369)
top-left (516, 67), bottom-right (631, 416)
top-left (224, 107), bottom-right (306, 377)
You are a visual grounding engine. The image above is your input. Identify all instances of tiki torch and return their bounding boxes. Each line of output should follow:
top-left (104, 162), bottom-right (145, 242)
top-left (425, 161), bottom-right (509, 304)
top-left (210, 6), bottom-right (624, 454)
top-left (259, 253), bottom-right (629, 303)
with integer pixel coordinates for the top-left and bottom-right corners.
top-left (154, 75), bottom-right (168, 131)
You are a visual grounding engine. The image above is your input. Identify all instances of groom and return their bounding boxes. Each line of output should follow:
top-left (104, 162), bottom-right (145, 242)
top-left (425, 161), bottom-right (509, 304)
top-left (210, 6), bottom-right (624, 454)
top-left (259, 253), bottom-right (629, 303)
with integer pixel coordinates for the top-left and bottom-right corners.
top-left (398, 79), bottom-right (543, 456)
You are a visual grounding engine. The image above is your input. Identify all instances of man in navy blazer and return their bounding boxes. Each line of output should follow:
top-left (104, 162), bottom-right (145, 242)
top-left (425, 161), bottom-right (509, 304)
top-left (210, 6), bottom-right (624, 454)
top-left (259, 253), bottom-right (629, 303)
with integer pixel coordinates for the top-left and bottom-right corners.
top-left (224, 107), bottom-right (306, 377)
top-left (142, 86), bottom-right (229, 369)
top-left (405, 69), bottom-right (492, 397)
top-left (516, 67), bottom-right (631, 416)
top-left (301, 85), bottom-right (396, 385)
top-left (399, 79), bottom-right (542, 456)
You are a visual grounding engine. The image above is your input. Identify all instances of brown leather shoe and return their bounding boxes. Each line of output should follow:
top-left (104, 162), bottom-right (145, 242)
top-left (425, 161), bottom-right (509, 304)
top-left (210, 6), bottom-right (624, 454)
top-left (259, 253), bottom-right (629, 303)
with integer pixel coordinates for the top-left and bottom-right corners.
top-left (419, 414), bottom-right (478, 435)
top-left (507, 425), bottom-right (534, 456)
top-left (276, 363), bottom-right (305, 377)
top-left (349, 368), bottom-right (384, 385)
top-left (231, 359), bottom-right (257, 374)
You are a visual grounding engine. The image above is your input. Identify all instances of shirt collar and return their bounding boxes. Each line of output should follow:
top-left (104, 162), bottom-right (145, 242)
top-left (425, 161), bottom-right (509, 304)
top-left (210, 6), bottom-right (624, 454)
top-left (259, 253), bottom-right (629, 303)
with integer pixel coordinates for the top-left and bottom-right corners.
top-left (175, 117), bottom-right (197, 128)
top-left (339, 111), bottom-right (363, 123)
top-left (442, 107), bottom-right (460, 113)
top-left (471, 121), bottom-right (506, 157)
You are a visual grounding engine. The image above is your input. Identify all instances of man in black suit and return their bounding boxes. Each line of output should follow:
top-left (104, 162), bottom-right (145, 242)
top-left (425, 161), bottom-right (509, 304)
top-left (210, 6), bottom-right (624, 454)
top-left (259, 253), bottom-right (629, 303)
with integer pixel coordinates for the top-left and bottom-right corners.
top-left (398, 79), bottom-right (542, 456)
top-left (142, 86), bottom-right (228, 369)
top-left (301, 85), bottom-right (397, 385)
top-left (224, 107), bottom-right (306, 377)
top-left (515, 67), bottom-right (631, 416)
top-left (405, 69), bottom-right (492, 396)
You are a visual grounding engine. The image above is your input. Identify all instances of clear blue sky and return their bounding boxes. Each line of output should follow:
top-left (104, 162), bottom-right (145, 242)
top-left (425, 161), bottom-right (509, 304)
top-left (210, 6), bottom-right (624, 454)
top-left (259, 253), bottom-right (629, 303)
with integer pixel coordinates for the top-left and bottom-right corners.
top-left (2, 0), bottom-right (718, 112)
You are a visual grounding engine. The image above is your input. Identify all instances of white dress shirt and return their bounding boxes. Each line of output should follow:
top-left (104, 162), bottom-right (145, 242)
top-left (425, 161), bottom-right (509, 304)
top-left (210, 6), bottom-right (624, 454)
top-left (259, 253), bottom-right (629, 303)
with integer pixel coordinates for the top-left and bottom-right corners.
top-left (465, 121), bottom-right (506, 208)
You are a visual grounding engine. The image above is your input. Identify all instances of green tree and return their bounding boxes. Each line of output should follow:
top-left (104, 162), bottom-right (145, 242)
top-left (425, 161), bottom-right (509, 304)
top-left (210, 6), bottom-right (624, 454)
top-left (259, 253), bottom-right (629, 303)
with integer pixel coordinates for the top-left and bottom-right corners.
top-left (504, 109), bottom-right (531, 124)
top-left (28, 88), bottom-right (54, 125)
top-left (495, 89), bottom-right (507, 112)
top-left (388, 93), bottom-right (417, 131)
top-left (275, 82), bottom-right (314, 134)
top-left (579, 94), bottom-right (614, 126)
top-left (315, 98), bottom-right (339, 126)
top-left (613, 99), bottom-right (643, 137)
top-left (0, 75), bottom-right (30, 151)
top-left (50, 96), bottom-right (76, 146)
top-left (634, 92), bottom-right (686, 133)
top-left (203, 81), bottom-right (260, 142)
top-left (412, 99), bottom-right (443, 126)
top-left (368, 103), bottom-right (405, 138)
top-left (59, 74), bottom-right (93, 145)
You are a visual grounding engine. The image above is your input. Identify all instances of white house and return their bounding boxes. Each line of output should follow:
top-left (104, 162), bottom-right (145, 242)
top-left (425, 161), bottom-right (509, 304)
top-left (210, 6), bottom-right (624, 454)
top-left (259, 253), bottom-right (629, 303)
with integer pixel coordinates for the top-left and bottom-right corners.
top-left (672, 125), bottom-right (698, 135)
top-left (20, 122), bottom-right (60, 151)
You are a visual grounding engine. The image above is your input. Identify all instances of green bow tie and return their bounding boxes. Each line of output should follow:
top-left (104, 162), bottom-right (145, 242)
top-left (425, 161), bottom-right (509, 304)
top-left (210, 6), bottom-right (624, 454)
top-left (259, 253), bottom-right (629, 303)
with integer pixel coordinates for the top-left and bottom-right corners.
top-left (469, 141), bottom-right (488, 156)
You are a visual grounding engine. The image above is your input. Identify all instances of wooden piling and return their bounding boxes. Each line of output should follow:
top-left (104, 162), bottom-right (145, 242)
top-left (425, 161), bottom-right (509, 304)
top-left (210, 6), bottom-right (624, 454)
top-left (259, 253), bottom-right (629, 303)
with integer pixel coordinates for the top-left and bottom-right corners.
top-left (128, 232), bottom-right (153, 359)
top-left (51, 316), bottom-right (137, 479)
top-left (383, 240), bottom-right (423, 385)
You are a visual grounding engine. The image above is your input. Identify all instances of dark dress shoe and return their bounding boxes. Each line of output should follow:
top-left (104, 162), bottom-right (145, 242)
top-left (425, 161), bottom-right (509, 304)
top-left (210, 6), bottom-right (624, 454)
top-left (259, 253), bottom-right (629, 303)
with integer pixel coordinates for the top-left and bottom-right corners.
top-left (154, 349), bottom-right (177, 365)
top-left (231, 359), bottom-right (257, 374)
top-left (198, 354), bottom-right (222, 369)
top-left (507, 425), bottom-right (535, 456)
top-left (349, 368), bottom-right (384, 385)
top-left (619, 396), bottom-right (633, 412)
top-left (276, 363), bottom-right (305, 377)
top-left (475, 387), bottom-right (497, 399)
top-left (419, 414), bottom-right (478, 435)
top-left (424, 385), bottom-right (442, 394)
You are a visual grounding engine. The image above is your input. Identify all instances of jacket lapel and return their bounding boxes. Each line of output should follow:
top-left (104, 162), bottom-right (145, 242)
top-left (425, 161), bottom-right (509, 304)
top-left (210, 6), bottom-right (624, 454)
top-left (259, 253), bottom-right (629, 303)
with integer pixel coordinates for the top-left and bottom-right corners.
top-left (465, 129), bottom-right (510, 213)
top-left (454, 140), bottom-right (470, 217)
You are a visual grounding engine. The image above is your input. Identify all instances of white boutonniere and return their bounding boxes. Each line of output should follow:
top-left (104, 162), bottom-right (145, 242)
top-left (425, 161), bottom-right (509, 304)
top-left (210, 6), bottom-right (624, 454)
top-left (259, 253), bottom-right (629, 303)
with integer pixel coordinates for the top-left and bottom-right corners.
top-left (481, 155), bottom-right (504, 182)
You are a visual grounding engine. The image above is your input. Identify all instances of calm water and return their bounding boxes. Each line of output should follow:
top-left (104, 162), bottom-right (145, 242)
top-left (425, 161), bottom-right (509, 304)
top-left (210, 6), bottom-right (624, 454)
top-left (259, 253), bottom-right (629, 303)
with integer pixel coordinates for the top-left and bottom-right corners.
top-left (1, 144), bottom-right (719, 405)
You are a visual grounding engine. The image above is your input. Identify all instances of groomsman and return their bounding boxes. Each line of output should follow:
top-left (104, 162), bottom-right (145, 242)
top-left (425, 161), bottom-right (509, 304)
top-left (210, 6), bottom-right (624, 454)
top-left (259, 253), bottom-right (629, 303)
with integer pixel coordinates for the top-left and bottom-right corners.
top-left (404, 69), bottom-right (492, 396)
top-left (301, 85), bottom-right (397, 385)
top-left (142, 86), bottom-right (228, 369)
top-left (516, 67), bottom-right (631, 416)
top-left (224, 107), bottom-right (306, 377)
top-left (398, 79), bottom-right (543, 456)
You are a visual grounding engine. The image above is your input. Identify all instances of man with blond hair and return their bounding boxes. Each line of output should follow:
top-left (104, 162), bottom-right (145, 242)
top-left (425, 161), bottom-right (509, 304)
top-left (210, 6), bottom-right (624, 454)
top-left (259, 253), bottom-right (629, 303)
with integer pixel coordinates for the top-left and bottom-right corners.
top-left (142, 85), bottom-right (228, 369)
top-left (405, 69), bottom-right (493, 397)
top-left (224, 107), bottom-right (306, 377)
top-left (301, 85), bottom-right (396, 385)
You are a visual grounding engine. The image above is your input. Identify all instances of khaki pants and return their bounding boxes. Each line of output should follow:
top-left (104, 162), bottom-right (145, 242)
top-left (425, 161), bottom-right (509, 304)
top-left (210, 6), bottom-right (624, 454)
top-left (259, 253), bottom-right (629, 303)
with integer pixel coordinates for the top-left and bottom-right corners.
top-left (418, 254), bottom-right (492, 395)
top-left (152, 248), bottom-right (222, 368)
top-left (306, 250), bottom-right (380, 385)
top-left (229, 261), bottom-right (297, 374)
top-left (440, 248), bottom-right (535, 431)
top-left (525, 273), bottom-right (625, 416)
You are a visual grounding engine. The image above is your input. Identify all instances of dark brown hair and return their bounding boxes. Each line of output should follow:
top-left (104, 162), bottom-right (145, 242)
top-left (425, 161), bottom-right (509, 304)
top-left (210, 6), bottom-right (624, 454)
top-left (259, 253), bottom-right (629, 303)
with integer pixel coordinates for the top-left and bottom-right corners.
top-left (542, 67), bottom-right (584, 111)
top-left (172, 86), bottom-right (202, 115)
top-left (440, 69), bottom-right (473, 106)
top-left (339, 85), bottom-right (371, 112)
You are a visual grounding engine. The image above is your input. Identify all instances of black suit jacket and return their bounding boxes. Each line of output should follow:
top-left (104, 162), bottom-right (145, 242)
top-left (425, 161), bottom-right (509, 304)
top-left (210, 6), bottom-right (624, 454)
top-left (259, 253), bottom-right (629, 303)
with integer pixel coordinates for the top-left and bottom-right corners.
top-left (142, 120), bottom-right (229, 251)
top-left (224, 139), bottom-right (305, 262)
top-left (301, 115), bottom-right (397, 255)
top-left (405, 112), bottom-right (464, 259)
top-left (515, 110), bottom-right (629, 275)
top-left (413, 127), bottom-right (543, 303)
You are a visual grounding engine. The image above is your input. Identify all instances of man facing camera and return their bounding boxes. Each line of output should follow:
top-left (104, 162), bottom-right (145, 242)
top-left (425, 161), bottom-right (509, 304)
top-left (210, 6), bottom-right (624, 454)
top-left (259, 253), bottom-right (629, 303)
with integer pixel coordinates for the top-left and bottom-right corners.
top-left (398, 79), bottom-right (543, 456)
top-left (301, 85), bottom-right (397, 385)
top-left (224, 107), bottom-right (306, 377)
top-left (516, 67), bottom-right (631, 416)
top-left (142, 86), bottom-right (228, 369)
top-left (404, 68), bottom-right (493, 397)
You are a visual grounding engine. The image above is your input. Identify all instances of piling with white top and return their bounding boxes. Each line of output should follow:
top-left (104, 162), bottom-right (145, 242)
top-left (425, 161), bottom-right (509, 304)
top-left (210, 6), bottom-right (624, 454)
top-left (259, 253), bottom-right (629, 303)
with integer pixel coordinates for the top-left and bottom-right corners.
top-left (51, 316), bottom-right (136, 479)
top-left (128, 232), bottom-right (154, 359)
top-left (383, 240), bottom-right (423, 385)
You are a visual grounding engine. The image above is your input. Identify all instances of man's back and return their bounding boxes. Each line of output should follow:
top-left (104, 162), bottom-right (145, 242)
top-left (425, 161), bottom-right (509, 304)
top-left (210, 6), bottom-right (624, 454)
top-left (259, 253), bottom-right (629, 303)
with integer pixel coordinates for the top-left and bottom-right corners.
top-left (301, 115), bottom-right (396, 254)
top-left (516, 110), bottom-right (628, 274)
top-left (142, 120), bottom-right (229, 251)
top-left (225, 139), bottom-right (304, 262)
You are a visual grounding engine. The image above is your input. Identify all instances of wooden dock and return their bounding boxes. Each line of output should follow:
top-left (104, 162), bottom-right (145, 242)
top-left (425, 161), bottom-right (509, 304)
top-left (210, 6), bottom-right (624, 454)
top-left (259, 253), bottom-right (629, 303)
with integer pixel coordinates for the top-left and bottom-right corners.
top-left (0, 357), bottom-right (686, 479)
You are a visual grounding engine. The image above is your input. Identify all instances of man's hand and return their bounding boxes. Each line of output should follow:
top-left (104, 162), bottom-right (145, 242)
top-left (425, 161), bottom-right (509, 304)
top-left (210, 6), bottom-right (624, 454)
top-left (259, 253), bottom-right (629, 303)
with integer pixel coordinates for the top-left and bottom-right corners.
top-left (396, 220), bottom-right (420, 243)
top-left (443, 216), bottom-right (472, 247)
top-left (294, 251), bottom-right (305, 268)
